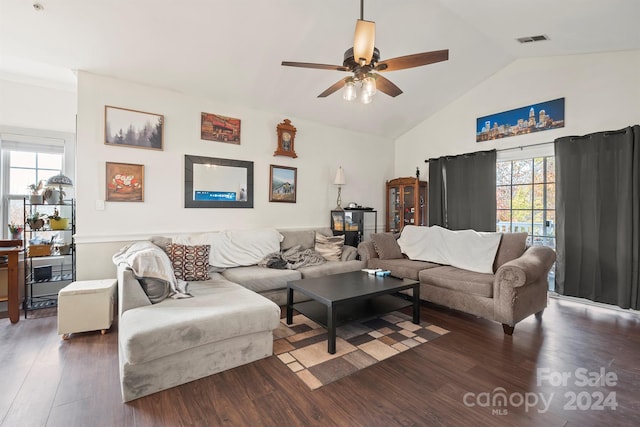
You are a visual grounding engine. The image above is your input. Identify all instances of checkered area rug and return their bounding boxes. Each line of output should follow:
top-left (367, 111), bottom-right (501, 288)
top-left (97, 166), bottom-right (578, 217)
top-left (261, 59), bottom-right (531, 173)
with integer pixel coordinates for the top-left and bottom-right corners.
top-left (274, 311), bottom-right (449, 390)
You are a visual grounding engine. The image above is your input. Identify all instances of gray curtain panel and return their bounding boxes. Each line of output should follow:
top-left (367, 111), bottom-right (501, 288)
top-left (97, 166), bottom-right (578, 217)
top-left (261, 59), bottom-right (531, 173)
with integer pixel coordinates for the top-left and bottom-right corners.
top-left (427, 150), bottom-right (496, 232)
top-left (555, 125), bottom-right (639, 310)
top-left (428, 157), bottom-right (446, 227)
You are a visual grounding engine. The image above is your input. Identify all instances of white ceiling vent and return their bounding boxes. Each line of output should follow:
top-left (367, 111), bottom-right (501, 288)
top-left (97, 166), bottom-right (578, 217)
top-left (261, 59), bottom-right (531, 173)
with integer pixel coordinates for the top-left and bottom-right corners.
top-left (516, 35), bottom-right (550, 44)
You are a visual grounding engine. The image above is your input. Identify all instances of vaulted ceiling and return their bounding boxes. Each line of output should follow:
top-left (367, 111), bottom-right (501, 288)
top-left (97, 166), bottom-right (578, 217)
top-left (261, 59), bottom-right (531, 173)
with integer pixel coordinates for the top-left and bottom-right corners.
top-left (1, 0), bottom-right (639, 138)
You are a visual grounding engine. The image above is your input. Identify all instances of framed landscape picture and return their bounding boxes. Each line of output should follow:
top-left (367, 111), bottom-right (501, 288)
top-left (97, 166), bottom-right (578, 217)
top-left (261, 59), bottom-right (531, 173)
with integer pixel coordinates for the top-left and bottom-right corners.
top-left (106, 162), bottom-right (144, 202)
top-left (105, 106), bottom-right (163, 150)
top-left (201, 112), bottom-right (241, 144)
top-left (269, 165), bottom-right (297, 203)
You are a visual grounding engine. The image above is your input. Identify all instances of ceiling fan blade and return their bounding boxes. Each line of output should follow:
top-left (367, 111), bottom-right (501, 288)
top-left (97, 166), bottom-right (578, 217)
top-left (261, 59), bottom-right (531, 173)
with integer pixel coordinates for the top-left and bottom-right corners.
top-left (375, 75), bottom-right (403, 97)
top-left (282, 61), bottom-right (349, 72)
top-left (318, 79), bottom-right (348, 98)
top-left (376, 49), bottom-right (449, 72)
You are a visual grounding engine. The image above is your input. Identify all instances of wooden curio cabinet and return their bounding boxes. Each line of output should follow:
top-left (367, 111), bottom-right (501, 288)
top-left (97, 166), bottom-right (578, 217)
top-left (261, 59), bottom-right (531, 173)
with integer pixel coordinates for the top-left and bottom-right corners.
top-left (386, 177), bottom-right (428, 232)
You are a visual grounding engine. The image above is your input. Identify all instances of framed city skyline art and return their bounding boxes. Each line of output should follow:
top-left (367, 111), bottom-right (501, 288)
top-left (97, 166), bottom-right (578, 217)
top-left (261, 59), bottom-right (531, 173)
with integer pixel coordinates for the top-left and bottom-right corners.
top-left (476, 98), bottom-right (565, 142)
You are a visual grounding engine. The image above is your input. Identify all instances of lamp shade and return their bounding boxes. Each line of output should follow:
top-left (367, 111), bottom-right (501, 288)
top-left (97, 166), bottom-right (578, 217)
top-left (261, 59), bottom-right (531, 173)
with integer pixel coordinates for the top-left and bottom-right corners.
top-left (333, 166), bottom-right (346, 185)
top-left (353, 19), bottom-right (375, 65)
top-left (47, 173), bottom-right (73, 187)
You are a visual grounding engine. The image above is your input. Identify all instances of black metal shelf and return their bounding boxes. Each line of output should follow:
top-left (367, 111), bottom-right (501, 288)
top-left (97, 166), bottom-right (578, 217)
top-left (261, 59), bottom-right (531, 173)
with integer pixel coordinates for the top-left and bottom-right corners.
top-left (23, 198), bottom-right (76, 317)
top-left (24, 294), bottom-right (59, 311)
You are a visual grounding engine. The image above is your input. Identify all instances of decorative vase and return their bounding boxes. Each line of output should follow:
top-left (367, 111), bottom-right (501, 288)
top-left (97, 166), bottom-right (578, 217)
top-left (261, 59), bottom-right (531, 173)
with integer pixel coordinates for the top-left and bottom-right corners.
top-left (10, 231), bottom-right (23, 240)
top-left (45, 189), bottom-right (60, 204)
top-left (49, 218), bottom-right (69, 230)
top-left (29, 194), bottom-right (44, 204)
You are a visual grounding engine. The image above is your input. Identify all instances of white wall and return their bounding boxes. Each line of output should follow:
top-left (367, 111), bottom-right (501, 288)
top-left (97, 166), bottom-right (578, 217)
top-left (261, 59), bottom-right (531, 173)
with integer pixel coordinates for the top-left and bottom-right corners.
top-left (0, 78), bottom-right (77, 133)
top-left (396, 50), bottom-right (640, 177)
top-left (75, 72), bottom-right (394, 279)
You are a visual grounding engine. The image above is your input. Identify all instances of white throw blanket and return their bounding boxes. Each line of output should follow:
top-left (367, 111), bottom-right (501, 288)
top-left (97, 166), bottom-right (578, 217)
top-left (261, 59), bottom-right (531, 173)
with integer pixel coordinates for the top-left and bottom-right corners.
top-left (112, 241), bottom-right (191, 298)
top-left (173, 228), bottom-right (283, 268)
top-left (397, 225), bottom-right (502, 274)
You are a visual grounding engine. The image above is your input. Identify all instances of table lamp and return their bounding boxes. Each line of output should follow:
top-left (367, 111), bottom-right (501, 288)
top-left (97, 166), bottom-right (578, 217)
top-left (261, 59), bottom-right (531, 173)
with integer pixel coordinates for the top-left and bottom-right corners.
top-left (333, 166), bottom-right (346, 210)
top-left (47, 173), bottom-right (73, 204)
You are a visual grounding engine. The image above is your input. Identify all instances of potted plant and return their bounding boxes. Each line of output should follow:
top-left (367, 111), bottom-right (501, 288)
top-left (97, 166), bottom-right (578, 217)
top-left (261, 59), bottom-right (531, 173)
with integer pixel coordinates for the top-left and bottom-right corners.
top-left (26, 212), bottom-right (46, 230)
top-left (27, 181), bottom-right (45, 204)
top-left (43, 186), bottom-right (65, 204)
top-left (48, 208), bottom-right (69, 230)
top-left (8, 223), bottom-right (24, 240)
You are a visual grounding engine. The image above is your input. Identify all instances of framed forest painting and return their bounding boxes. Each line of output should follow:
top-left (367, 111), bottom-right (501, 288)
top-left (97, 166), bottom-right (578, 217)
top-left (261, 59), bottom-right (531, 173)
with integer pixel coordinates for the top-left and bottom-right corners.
top-left (105, 106), bottom-right (163, 150)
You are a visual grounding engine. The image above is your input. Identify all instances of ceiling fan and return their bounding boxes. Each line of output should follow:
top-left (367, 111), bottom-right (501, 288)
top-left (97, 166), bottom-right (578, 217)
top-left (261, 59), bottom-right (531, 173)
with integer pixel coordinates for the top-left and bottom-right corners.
top-left (282, 0), bottom-right (449, 103)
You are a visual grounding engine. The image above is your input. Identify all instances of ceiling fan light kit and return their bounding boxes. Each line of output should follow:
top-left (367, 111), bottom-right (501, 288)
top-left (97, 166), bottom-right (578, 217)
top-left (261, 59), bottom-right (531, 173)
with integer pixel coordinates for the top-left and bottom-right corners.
top-left (282, 0), bottom-right (449, 104)
top-left (343, 78), bottom-right (357, 101)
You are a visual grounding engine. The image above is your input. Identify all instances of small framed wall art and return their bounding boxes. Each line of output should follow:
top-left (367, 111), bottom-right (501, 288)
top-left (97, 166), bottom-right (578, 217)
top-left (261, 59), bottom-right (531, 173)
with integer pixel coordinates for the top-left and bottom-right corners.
top-left (201, 112), bottom-right (241, 144)
top-left (274, 119), bottom-right (297, 158)
top-left (106, 162), bottom-right (144, 202)
top-left (269, 165), bottom-right (297, 203)
top-left (104, 106), bottom-right (163, 150)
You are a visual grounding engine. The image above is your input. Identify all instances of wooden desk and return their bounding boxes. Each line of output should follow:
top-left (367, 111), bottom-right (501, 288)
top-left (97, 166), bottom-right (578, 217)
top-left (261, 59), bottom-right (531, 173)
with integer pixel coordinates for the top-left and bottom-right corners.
top-left (1, 244), bottom-right (23, 324)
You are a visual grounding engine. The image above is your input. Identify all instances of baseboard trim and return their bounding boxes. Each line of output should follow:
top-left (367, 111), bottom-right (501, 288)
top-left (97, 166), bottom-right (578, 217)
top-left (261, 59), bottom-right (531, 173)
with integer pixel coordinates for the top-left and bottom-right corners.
top-left (549, 292), bottom-right (639, 316)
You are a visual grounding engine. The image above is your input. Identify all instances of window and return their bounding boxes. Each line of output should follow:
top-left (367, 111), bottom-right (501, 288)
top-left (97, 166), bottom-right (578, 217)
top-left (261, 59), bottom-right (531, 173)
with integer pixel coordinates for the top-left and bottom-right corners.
top-left (1, 134), bottom-right (67, 238)
top-left (496, 147), bottom-right (555, 290)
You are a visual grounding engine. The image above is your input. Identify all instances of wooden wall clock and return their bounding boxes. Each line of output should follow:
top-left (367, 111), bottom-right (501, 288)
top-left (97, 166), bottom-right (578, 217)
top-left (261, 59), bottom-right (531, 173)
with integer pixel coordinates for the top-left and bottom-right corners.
top-left (274, 119), bottom-right (298, 158)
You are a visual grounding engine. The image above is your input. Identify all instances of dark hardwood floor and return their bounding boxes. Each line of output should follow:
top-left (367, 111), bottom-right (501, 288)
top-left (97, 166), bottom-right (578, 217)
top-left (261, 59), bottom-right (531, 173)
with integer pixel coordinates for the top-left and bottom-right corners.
top-left (1, 297), bottom-right (638, 427)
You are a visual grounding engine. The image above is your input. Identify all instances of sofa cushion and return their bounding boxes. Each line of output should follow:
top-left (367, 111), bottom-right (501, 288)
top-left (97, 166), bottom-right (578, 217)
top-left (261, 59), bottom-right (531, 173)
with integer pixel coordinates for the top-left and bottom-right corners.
top-left (119, 279), bottom-right (280, 365)
top-left (493, 232), bottom-right (528, 272)
top-left (371, 233), bottom-right (403, 260)
top-left (419, 266), bottom-right (494, 298)
top-left (297, 259), bottom-right (365, 279)
top-left (166, 243), bottom-right (211, 281)
top-left (369, 258), bottom-right (440, 280)
top-left (221, 265), bottom-right (301, 293)
top-left (314, 233), bottom-right (344, 261)
top-left (280, 229), bottom-right (316, 251)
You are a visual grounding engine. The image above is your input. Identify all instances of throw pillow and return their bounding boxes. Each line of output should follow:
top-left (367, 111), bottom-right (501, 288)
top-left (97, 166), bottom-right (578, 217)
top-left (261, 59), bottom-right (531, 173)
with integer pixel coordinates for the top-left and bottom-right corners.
top-left (137, 277), bottom-right (171, 304)
top-left (166, 243), bottom-right (211, 281)
top-left (371, 233), bottom-right (403, 260)
top-left (314, 233), bottom-right (345, 261)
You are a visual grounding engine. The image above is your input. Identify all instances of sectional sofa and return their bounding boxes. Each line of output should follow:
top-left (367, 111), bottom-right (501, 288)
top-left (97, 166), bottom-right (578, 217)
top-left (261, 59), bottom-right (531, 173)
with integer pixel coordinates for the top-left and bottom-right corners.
top-left (358, 225), bottom-right (556, 335)
top-left (115, 227), bottom-right (364, 401)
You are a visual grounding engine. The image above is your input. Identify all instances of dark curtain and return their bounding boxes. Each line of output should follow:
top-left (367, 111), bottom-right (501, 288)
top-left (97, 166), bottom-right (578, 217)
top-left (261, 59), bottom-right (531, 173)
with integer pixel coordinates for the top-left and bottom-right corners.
top-left (555, 125), bottom-right (639, 310)
top-left (427, 157), bottom-right (446, 227)
top-left (427, 150), bottom-right (496, 232)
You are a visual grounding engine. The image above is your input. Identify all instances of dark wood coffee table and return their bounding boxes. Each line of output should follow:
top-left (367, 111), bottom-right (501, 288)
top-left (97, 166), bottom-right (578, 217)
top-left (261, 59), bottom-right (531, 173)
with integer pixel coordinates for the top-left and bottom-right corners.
top-left (286, 271), bottom-right (420, 354)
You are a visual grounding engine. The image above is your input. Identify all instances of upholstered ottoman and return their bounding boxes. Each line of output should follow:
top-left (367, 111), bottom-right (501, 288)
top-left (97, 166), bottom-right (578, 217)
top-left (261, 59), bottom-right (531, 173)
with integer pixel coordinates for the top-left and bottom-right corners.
top-left (58, 279), bottom-right (117, 339)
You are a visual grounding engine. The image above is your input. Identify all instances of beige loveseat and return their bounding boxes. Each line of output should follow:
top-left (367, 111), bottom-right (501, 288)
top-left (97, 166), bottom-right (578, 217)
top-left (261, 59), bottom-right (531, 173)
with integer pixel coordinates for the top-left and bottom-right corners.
top-left (358, 228), bottom-right (556, 335)
top-left (116, 228), bottom-right (364, 401)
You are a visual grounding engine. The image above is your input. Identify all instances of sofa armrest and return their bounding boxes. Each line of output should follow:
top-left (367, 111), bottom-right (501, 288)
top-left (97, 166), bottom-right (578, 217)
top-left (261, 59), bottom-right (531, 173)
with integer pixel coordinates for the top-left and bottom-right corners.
top-left (341, 245), bottom-right (358, 261)
top-left (357, 240), bottom-right (379, 262)
top-left (493, 245), bottom-right (556, 326)
top-left (117, 265), bottom-right (151, 319)
top-left (495, 245), bottom-right (556, 289)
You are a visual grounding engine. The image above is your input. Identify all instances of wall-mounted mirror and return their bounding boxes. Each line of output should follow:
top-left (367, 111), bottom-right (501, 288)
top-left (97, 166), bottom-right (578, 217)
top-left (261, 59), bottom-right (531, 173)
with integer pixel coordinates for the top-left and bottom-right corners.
top-left (185, 155), bottom-right (254, 208)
